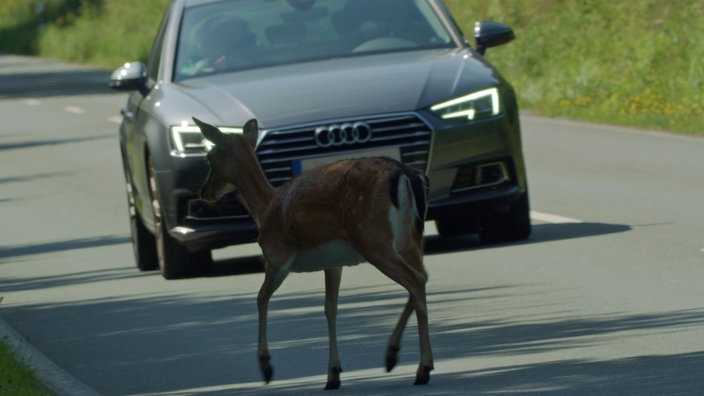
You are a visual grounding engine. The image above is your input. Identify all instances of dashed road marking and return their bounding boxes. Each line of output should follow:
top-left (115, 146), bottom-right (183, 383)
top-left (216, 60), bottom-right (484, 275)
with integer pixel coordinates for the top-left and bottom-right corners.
top-left (107, 116), bottom-right (122, 124)
top-left (531, 211), bottom-right (583, 224)
top-left (64, 105), bottom-right (86, 114)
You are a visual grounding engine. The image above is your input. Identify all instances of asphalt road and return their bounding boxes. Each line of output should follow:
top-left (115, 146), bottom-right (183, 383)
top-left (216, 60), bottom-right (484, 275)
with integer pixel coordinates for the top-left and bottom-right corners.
top-left (1, 55), bottom-right (703, 395)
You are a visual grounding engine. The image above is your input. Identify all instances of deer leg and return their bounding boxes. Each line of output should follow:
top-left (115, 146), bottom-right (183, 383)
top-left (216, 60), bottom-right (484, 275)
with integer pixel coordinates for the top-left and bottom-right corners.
top-left (401, 247), bottom-right (434, 385)
top-left (411, 283), bottom-right (433, 385)
top-left (386, 243), bottom-right (428, 371)
top-left (365, 249), bottom-right (434, 385)
top-left (257, 258), bottom-right (290, 384)
top-left (385, 296), bottom-right (414, 372)
top-left (324, 267), bottom-right (343, 390)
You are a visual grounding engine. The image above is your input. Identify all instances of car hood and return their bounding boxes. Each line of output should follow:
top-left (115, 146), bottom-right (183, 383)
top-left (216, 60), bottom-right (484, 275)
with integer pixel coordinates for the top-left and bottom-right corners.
top-left (175, 48), bottom-right (503, 128)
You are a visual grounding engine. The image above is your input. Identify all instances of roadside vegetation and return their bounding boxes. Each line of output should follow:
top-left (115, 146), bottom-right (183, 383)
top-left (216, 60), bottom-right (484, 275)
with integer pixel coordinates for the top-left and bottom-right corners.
top-left (448, 0), bottom-right (703, 135)
top-left (0, 1), bottom-right (702, 133)
top-left (0, 336), bottom-right (49, 395)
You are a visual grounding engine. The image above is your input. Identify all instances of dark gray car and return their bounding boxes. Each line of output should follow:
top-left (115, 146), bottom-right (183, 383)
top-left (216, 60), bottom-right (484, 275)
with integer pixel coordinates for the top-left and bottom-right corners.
top-left (110, 0), bottom-right (530, 279)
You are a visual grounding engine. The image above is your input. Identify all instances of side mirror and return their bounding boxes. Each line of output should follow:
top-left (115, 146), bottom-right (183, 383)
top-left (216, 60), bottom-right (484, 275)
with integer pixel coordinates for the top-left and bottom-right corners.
top-left (109, 62), bottom-right (149, 96)
top-left (474, 21), bottom-right (515, 55)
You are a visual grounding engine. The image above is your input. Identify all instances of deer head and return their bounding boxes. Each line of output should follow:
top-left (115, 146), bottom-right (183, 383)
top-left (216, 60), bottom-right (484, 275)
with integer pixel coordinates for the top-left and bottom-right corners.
top-left (194, 117), bottom-right (264, 204)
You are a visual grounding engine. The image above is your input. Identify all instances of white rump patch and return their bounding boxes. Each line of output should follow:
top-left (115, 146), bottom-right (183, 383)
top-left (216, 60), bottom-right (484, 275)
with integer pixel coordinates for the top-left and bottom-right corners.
top-left (388, 174), bottom-right (414, 249)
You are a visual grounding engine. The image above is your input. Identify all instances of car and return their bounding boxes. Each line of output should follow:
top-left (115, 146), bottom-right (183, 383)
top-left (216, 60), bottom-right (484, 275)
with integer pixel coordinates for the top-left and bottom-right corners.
top-left (110, 0), bottom-right (531, 279)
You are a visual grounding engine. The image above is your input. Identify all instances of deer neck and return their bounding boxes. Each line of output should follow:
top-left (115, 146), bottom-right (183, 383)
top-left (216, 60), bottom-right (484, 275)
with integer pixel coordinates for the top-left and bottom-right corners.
top-left (232, 159), bottom-right (275, 227)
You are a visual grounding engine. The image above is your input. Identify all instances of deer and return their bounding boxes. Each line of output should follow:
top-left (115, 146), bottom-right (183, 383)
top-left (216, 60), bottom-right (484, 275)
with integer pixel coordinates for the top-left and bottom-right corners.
top-left (193, 117), bottom-right (433, 390)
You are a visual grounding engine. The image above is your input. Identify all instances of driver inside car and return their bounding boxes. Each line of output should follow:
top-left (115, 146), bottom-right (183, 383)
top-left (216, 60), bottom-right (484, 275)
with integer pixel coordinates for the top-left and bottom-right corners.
top-left (192, 15), bottom-right (256, 74)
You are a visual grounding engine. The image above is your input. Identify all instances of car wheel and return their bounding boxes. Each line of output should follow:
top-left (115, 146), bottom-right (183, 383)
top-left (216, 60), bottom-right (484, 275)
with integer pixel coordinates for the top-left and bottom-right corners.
top-left (125, 179), bottom-right (159, 271)
top-left (478, 192), bottom-right (532, 244)
top-left (155, 217), bottom-right (212, 279)
top-left (148, 157), bottom-right (212, 279)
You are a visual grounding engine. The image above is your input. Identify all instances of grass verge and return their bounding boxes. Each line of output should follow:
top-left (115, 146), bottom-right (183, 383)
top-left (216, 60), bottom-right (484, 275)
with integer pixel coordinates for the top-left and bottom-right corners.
top-left (445, 0), bottom-right (703, 135)
top-left (0, 0), bottom-right (701, 135)
top-left (0, 336), bottom-right (50, 396)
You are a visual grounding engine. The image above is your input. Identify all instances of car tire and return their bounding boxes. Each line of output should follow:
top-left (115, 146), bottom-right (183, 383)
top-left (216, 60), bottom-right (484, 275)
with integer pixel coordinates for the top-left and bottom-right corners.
top-left (129, 194), bottom-right (159, 272)
top-left (124, 168), bottom-right (159, 271)
top-left (148, 157), bottom-right (212, 279)
top-left (155, 216), bottom-right (212, 279)
top-left (478, 192), bottom-right (531, 244)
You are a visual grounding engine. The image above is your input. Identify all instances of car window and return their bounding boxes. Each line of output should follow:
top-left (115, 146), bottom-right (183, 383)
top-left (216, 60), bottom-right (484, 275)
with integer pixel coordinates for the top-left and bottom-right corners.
top-left (173, 0), bottom-right (454, 81)
top-left (147, 6), bottom-right (170, 87)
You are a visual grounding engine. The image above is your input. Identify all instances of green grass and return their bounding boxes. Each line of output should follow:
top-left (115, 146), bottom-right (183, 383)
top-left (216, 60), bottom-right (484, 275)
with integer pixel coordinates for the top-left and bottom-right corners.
top-left (36, 0), bottom-right (171, 66)
top-left (0, 0), bottom-right (170, 65)
top-left (0, 0), bottom-right (702, 135)
top-left (0, 336), bottom-right (50, 396)
top-left (445, 0), bottom-right (704, 135)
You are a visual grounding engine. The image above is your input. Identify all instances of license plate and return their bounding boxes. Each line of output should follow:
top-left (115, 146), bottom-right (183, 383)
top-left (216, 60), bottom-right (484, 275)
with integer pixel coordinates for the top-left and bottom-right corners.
top-left (293, 147), bottom-right (401, 175)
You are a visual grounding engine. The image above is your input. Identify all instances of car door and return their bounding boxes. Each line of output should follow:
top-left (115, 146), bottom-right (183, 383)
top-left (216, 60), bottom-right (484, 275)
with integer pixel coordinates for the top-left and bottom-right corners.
top-left (121, 6), bottom-right (172, 230)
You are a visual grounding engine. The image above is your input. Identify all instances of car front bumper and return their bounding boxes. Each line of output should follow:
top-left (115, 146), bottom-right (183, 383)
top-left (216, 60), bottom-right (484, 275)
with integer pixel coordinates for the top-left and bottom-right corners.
top-left (158, 110), bottom-right (527, 251)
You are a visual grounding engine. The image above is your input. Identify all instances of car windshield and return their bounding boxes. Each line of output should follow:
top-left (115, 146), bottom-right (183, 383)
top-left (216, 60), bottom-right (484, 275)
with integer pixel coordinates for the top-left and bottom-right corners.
top-left (174, 0), bottom-right (455, 81)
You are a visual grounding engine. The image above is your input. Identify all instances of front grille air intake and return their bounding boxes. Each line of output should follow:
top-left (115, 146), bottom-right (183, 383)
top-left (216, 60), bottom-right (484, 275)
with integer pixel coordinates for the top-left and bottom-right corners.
top-left (256, 113), bottom-right (432, 186)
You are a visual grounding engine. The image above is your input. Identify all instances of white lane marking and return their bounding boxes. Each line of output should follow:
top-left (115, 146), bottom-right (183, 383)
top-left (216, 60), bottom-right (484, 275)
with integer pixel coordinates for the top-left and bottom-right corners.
top-left (531, 211), bottom-right (583, 224)
top-left (107, 116), bottom-right (122, 124)
top-left (64, 105), bottom-right (86, 114)
top-left (23, 99), bottom-right (42, 106)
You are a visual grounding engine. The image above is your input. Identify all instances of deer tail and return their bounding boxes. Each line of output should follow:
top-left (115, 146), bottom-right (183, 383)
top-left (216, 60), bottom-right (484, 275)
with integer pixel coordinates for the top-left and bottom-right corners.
top-left (390, 164), bottom-right (429, 236)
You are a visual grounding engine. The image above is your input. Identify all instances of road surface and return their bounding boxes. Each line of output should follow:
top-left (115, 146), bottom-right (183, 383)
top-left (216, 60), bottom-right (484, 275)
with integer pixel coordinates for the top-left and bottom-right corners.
top-left (1, 55), bottom-right (703, 395)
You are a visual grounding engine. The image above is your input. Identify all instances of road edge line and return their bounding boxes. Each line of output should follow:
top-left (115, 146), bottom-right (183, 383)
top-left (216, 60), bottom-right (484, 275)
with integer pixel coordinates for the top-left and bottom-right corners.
top-left (0, 314), bottom-right (103, 396)
top-left (531, 211), bottom-right (583, 224)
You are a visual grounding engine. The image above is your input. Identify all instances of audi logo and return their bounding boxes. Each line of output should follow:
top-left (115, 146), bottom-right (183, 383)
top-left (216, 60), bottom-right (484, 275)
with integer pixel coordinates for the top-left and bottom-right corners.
top-left (314, 122), bottom-right (373, 148)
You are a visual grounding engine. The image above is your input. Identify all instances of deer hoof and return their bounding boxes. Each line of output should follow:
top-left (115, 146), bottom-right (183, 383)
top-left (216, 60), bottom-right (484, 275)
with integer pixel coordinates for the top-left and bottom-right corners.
top-left (413, 365), bottom-right (432, 385)
top-left (324, 366), bottom-right (342, 390)
top-left (385, 345), bottom-right (400, 372)
top-left (259, 353), bottom-right (273, 384)
top-left (324, 378), bottom-right (341, 390)
top-left (262, 366), bottom-right (273, 384)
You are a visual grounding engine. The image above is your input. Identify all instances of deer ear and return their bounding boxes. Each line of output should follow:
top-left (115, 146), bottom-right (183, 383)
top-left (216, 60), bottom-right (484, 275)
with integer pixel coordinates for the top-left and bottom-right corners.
top-left (193, 117), bottom-right (229, 146)
top-left (243, 118), bottom-right (259, 149)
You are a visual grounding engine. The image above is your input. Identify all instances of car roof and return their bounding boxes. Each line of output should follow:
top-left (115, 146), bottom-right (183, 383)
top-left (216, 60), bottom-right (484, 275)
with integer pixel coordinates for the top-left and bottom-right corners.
top-left (182, 0), bottom-right (220, 6)
top-left (181, 0), bottom-right (443, 8)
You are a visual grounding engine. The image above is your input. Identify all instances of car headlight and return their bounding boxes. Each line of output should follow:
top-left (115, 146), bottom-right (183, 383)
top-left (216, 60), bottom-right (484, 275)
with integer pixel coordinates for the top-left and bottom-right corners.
top-left (170, 123), bottom-right (242, 156)
top-left (430, 87), bottom-right (500, 121)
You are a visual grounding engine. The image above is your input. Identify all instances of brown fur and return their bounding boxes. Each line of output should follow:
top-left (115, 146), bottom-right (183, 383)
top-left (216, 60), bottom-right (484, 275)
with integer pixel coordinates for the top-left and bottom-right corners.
top-left (195, 117), bottom-right (433, 389)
